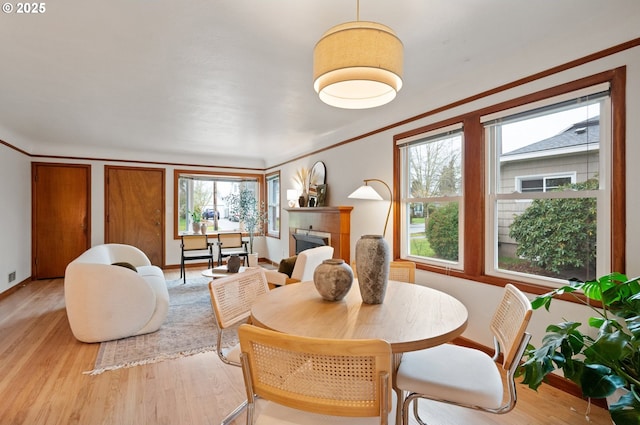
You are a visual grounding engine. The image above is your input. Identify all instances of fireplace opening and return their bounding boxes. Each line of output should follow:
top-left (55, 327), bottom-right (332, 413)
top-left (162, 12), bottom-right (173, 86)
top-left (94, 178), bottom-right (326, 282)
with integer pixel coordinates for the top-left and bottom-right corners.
top-left (292, 233), bottom-right (329, 254)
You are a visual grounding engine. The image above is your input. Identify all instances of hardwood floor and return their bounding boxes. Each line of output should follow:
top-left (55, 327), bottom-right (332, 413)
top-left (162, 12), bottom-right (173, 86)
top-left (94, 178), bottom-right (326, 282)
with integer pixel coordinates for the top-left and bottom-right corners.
top-left (0, 268), bottom-right (613, 425)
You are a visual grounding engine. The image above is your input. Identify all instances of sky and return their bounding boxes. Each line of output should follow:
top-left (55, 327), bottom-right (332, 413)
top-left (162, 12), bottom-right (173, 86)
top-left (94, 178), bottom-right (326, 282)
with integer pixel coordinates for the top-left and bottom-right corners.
top-left (501, 103), bottom-right (601, 153)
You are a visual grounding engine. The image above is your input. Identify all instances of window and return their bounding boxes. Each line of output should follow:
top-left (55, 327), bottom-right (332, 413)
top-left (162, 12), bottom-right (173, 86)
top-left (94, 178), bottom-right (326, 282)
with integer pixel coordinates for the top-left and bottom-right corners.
top-left (173, 171), bottom-right (264, 237)
top-left (516, 173), bottom-right (575, 193)
top-left (266, 172), bottom-right (280, 237)
top-left (395, 69), bottom-right (625, 290)
top-left (398, 124), bottom-right (464, 268)
top-left (485, 88), bottom-right (608, 285)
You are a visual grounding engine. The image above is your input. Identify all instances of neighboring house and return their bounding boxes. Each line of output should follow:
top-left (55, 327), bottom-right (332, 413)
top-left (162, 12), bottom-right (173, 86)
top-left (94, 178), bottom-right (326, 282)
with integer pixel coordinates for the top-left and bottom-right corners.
top-left (497, 116), bottom-right (600, 257)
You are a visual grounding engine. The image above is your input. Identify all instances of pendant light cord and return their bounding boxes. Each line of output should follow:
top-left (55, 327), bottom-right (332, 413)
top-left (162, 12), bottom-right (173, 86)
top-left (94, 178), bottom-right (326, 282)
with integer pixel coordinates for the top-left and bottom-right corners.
top-left (356, 0), bottom-right (360, 21)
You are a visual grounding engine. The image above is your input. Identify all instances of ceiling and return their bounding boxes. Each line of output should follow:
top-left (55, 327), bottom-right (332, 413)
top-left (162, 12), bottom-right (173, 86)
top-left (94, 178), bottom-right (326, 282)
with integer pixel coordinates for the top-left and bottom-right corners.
top-left (1, 1), bottom-right (639, 168)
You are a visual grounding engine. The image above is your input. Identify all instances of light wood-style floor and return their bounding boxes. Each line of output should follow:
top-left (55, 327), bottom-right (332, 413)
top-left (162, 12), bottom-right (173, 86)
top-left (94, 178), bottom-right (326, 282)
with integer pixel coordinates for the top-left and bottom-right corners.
top-left (0, 267), bottom-right (613, 425)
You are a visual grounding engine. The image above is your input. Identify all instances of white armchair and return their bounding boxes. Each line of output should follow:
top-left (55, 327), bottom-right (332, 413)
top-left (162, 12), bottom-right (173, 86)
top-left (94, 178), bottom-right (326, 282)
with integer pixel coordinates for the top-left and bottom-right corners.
top-left (264, 246), bottom-right (334, 288)
top-left (64, 244), bottom-right (169, 343)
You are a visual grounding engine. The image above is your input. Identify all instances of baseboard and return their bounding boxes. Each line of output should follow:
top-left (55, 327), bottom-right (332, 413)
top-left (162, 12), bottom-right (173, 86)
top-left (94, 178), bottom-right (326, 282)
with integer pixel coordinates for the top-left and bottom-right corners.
top-left (0, 276), bottom-right (33, 300)
top-left (454, 336), bottom-right (608, 409)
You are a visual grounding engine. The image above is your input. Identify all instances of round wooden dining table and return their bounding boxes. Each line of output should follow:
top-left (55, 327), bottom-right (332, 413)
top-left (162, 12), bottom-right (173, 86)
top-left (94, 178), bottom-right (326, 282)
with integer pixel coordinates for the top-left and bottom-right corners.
top-left (250, 279), bottom-right (469, 354)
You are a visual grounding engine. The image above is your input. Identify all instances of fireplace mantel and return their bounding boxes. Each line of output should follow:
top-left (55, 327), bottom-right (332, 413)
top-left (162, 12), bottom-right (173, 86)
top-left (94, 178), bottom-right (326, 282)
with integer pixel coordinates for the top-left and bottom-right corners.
top-left (285, 206), bottom-right (353, 263)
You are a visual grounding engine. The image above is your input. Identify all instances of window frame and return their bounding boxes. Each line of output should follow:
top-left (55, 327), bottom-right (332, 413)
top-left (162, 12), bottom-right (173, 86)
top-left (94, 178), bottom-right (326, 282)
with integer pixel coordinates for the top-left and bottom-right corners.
top-left (393, 68), bottom-right (626, 294)
top-left (173, 170), bottom-right (265, 240)
top-left (265, 171), bottom-right (281, 238)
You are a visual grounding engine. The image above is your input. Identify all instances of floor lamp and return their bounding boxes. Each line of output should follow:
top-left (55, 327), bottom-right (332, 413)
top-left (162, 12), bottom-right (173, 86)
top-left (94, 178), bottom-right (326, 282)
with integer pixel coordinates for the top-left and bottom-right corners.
top-left (348, 178), bottom-right (392, 237)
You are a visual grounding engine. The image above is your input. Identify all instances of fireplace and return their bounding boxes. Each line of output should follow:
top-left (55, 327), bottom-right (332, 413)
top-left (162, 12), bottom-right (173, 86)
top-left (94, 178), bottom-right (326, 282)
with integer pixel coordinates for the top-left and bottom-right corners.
top-left (286, 206), bottom-right (352, 263)
top-left (292, 232), bottom-right (330, 254)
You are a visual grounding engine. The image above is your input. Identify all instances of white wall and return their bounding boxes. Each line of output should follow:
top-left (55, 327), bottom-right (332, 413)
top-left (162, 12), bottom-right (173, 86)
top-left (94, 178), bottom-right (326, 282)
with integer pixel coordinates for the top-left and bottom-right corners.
top-left (0, 144), bottom-right (31, 292)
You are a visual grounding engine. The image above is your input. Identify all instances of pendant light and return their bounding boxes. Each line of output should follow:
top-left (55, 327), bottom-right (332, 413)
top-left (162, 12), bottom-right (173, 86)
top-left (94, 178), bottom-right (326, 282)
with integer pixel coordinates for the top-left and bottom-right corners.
top-left (313, 1), bottom-right (403, 109)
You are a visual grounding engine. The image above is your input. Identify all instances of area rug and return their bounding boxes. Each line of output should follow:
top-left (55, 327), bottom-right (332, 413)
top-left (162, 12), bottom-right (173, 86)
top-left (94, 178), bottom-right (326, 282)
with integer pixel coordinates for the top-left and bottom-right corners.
top-left (85, 277), bottom-right (238, 375)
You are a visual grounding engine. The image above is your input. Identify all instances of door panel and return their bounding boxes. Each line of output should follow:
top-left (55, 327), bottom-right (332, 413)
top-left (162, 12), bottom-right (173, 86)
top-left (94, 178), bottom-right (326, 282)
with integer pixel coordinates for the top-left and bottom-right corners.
top-left (105, 166), bottom-right (165, 267)
top-left (32, 163), bottom-right (90, 279)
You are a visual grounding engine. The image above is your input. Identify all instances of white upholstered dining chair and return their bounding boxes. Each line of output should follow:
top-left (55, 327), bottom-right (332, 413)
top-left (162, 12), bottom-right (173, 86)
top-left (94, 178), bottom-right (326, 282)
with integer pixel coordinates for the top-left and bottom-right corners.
top-left (208, 268), bottom-right (270, 425)
top-left (238, 323), bottom-right (395, 425)
top-left (395, 283), bottom-right (532, 424)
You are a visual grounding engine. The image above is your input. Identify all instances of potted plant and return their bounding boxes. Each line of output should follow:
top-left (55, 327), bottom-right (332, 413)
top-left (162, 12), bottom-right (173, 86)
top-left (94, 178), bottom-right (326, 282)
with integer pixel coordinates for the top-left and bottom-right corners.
top-left (229, 187), bottom-right (267, 265)
top-left (518, 272), bottom-right (640, 425)
top-left (190, 206), bottom-right (203, 233)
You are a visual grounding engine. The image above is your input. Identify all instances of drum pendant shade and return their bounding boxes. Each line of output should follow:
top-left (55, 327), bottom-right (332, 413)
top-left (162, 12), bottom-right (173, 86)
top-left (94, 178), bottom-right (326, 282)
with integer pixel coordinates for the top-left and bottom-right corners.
top-left (313, 21), bottom-right (403, 109)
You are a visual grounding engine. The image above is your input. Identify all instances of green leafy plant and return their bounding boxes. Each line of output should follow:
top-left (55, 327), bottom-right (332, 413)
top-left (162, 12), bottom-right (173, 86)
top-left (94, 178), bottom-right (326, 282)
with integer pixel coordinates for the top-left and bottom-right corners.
top-left (518, 272), bottom-right (640, 425)
top-left (426, 202), bottom-right (458, 261)
top-left (190, 206), bottom-right (202, 224)
top-left (508, 179), bottom-right (597, 276)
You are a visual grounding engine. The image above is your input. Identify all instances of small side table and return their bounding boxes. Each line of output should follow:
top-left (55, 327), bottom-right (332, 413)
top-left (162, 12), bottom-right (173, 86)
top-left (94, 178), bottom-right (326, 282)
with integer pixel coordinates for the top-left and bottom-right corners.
top-left (201, 265), bottom-right (249, 279)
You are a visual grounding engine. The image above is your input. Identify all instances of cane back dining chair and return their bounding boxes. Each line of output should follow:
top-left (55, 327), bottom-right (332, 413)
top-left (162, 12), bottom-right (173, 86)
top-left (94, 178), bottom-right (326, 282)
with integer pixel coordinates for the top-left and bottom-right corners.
top-left (180, 234), bottom-right (214, 284)
top-left (238, 323), bottom-right (395, 425)
top-left (217, 232), bottom-right (249, 266)
top-left (388, 261), bottom-right (416, 283)
top-left (352, 260), bottom-right (416, 284)
top-left (395, 283), bottom-right (532, 424)
top-left (208, 268), bottom-right (270, 425)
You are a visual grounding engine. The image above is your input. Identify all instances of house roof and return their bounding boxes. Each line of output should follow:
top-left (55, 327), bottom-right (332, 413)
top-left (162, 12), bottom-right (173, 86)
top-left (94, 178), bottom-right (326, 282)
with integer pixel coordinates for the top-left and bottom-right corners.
top-left (503, 116), bottom-right (600, 157)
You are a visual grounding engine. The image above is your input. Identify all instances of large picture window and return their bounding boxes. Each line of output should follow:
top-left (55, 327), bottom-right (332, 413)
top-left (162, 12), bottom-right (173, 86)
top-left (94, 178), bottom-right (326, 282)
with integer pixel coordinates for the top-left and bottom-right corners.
top-left (394, 69), bottom-right (625, 291)
top-left (173, 171), bottom-right (263, 237)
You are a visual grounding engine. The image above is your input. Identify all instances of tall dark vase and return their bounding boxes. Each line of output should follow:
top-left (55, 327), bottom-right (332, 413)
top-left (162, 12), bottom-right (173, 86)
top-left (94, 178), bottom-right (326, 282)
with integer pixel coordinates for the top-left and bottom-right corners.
top-left (355, 235), bottom-right (390, 304)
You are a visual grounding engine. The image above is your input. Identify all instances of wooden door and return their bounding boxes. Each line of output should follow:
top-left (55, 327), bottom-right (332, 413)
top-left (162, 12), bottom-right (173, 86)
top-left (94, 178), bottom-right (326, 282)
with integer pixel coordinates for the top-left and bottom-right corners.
top-left (105, 166), bottom-right (165, 267)
top-left (32, 163), bottom-right (90, 279)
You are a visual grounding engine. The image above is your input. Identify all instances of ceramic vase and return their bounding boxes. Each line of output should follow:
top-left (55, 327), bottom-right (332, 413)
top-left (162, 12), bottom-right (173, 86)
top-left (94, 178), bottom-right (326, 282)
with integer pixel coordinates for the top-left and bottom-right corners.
top-left (192, 222), bottom-right (201, 234)
top-left (355, 235), bottom-right (390, 304)
top-left (227, 255), bottom-right (241, 273)
top-left (200, 222), bottom-right (208, 235)
top-left (313, 259), bottom-right (354, 301)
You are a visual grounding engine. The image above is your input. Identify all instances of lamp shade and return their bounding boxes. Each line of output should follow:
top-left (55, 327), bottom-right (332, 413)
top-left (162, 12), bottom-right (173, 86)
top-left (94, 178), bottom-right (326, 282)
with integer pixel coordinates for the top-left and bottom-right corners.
top-left (286, 189), bottom-right (299, 201)
top-left (348, 184), bottom-right (383, 200)
top-left (348, 178), bottom-right (392, 236)
top-left (313, 21), bottom-right (403, 109)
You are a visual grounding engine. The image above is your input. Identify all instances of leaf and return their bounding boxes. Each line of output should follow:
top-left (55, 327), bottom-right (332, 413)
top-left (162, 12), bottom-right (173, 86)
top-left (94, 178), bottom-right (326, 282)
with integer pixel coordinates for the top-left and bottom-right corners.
top-left (580, 364), bottom-right (626, 398)
top-left (609, 387), bottom-right (640, 425)
top-left (519, 322), bottom-right (585, 390)
top-left (584, 330), bottom-right (629, 366)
